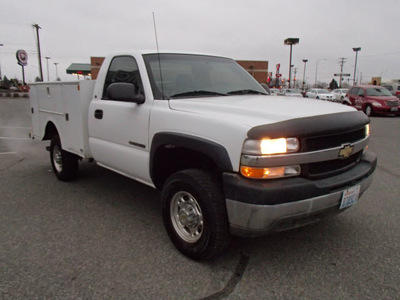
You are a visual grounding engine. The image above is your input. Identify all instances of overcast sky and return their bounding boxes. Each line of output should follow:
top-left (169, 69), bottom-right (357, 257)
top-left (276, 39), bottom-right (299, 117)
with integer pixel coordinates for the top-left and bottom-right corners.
top-left (1, 0), bottom-right (399, 85)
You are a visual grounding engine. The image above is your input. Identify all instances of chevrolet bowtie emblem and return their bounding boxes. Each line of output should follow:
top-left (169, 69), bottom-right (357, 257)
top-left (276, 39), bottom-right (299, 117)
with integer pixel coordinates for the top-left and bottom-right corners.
top-left (339, 144), bottom-right (354, 159)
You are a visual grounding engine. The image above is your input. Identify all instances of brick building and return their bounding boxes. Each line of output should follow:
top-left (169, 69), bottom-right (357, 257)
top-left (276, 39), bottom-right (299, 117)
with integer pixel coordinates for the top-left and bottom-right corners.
top-left (236, 60), bottom-right (269, 84)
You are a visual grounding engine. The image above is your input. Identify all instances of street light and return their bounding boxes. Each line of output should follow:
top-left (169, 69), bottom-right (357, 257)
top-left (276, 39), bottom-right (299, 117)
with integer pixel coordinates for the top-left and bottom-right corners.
top-left (284, 38), bottom-right (299, 88)
top-left (314, 58), bottom-right (327, 87)
top-left (352, 47), bottom-right (361, 85)
top-left (302, 59), bottom-right (308, 90)
top-left (54, 62), bottom-right (59, 80)
top-left (0, 44), bottom-right (4, 81)
top-left (45, 56), bottom-right (51, 81)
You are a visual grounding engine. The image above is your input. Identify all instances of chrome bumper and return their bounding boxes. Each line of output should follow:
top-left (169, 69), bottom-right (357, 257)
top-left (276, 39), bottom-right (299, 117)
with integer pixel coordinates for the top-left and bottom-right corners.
top-left (227, 174), bottom-right (373, 237)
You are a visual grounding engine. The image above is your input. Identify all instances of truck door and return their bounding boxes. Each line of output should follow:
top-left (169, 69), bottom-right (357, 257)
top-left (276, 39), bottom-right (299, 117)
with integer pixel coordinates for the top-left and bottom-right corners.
top-left (88, 55), bottom-right (152, 185)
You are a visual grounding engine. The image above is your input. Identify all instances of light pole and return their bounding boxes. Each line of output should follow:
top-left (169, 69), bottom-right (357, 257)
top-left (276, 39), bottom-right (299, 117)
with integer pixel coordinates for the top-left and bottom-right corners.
top-left (284, 38), bottom-right (299, 88)
top-left (54, 62), bottom-right (59, 80)
top-left (302, 59), bottom-right (308, 90)
top-left (45, 56), bottom-right (51, 81)
top-left (33, 24), bottom-right (43, 81)
top-left (352, 47), bottom-right (361, 85)
top-left (314, 58), bottom-right (327, 87)
top-left (0, 44), bottom-right (3, 81)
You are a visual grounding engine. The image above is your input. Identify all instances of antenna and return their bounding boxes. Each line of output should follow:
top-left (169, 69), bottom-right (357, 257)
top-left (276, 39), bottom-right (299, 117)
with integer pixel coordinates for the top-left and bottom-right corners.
top-left (152, 12), bottom-right (165, 100)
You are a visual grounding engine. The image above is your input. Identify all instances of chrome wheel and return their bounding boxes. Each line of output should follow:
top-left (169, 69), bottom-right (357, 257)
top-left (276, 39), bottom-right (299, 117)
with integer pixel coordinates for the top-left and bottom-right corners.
top-left (170, 191), bottom-right (203, 243)
top-left (52, 145), bottom-right (63, 173)
top-left (365, 105), bottom-right (372, 116)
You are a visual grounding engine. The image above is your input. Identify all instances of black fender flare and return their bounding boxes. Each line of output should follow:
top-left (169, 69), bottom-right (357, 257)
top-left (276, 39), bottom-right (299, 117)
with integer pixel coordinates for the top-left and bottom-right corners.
top-left (150, 132), bottom-right (233, 182)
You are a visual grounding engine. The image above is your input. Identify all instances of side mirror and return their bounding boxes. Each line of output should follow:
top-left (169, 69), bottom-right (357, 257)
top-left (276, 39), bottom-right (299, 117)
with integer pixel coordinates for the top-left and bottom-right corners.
top-left (107, 82), bottom-right (145, 104)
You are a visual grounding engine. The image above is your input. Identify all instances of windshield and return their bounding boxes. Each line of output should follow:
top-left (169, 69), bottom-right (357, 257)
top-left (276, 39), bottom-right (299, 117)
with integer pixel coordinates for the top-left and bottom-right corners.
top-left (366, 87), bottom-right (392, 97)
top-left (317, 89), bottom-right (329, 94)
top-left (143, 54), bottom-right (267, 99)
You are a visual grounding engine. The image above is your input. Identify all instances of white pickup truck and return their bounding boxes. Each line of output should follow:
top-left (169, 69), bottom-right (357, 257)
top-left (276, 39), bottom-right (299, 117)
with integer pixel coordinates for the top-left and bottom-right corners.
top-left (29, 51), bottom-right (377, 260)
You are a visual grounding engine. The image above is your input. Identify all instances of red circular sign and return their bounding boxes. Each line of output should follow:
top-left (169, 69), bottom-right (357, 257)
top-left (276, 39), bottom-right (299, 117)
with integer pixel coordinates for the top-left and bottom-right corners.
top-left (16, 50), bottom-right (28, 66)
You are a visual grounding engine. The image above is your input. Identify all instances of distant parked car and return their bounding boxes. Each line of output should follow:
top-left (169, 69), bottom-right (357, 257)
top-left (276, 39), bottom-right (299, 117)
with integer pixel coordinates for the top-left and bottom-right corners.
top-left (269, 88), bottom-right (280, 96)
top-left (344, 85), bottom-right (400, 116)
top-left (331, 89), bottom-right (349, 102)
top-left (278, 89), bottom-right (303, 97)
top-left (380, 83), bottom-right (400, 99)
top-left (306, 89), bottom-right (334, 101)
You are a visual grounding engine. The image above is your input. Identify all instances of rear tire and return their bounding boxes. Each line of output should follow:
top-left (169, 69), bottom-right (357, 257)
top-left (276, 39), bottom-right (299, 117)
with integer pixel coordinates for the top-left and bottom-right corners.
top-left (161, 169), bottom-right (231, 260)
top-left (50, 135), bottom-right (79, 181)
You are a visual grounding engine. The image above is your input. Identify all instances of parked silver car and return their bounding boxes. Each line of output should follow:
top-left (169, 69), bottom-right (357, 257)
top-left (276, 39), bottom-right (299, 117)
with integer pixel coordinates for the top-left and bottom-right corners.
top-left (306, 89), bottom-right (334, 101)
top-left (381, 83), bottom-right (400, 99)
top-left (331, 89), bottom-right (349, 103)
top-left (278, 89), bottom-right (303, 98)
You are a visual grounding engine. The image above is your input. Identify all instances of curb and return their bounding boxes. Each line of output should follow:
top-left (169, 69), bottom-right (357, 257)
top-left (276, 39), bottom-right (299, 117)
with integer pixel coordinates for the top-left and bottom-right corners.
top-left (0, 92), bottom-right (29, 98)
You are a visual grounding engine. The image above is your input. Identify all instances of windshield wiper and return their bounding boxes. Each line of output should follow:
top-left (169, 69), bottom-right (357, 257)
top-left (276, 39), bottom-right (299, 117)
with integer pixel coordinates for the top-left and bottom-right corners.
top-left (170, 90), bottom-right (227, 98)
top-left (227, 89), bottom-right (267, 95)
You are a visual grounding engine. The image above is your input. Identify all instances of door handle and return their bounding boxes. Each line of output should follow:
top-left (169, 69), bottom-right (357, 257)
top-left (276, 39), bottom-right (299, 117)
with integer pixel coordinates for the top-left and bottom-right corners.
top-left (94, 109), bottom-right (103, 119)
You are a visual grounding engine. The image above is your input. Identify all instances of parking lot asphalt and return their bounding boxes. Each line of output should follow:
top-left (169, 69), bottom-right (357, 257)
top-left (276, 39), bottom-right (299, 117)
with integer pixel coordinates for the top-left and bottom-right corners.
top-left (0, 97), bottom-right (399, 299)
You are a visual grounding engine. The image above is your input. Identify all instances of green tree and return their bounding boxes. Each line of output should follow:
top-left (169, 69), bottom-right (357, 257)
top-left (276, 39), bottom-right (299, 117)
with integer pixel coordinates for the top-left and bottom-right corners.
top-left (1, 76), bottom-right (11, 88)
top-left (329, 79), bottom-right (338, 90)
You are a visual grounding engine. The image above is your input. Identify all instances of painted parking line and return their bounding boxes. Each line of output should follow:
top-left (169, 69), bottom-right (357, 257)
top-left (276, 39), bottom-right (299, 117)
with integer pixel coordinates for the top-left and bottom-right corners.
top-left (0, 126), bottom-right (31, 129)
top-left (0, 152), bottom-right (17, 155)
top-left (0, 137), bottom-right (31, 140)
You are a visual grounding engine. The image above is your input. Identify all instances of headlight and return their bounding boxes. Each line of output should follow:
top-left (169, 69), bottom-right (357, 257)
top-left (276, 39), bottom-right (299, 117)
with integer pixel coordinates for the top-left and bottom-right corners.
top-left (371, 102), bottom-right (382, 107)
top-left (241, 137), bottom-right (301, 179)
top-left (365, 124), bottom-right (370, 137)
top-left (242, 138), bottom-right (299, 155)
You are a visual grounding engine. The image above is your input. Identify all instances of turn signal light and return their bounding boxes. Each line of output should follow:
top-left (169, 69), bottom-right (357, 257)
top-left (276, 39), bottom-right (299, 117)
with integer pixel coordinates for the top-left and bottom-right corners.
top-left (240, 165), bottom-right (301, 179)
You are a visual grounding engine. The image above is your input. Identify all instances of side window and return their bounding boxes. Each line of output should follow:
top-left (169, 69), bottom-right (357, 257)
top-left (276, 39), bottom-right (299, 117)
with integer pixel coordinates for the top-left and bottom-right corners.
top-left (102, 56), bottom-right (144, 100)
top-left (357, 88), bottom-right (365, 96)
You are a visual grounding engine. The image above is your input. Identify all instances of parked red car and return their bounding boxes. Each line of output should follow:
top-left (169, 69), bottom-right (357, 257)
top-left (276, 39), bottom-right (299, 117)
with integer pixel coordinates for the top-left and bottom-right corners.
top-left (344, 85), bottom-right (400, 116)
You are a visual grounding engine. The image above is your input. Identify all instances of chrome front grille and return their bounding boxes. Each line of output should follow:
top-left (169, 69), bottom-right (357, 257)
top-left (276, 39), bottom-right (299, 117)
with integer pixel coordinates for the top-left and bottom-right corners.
top-left (303, 128), bottom-right (366, 152)
top-left (386, 100), bottom-right (399, 107)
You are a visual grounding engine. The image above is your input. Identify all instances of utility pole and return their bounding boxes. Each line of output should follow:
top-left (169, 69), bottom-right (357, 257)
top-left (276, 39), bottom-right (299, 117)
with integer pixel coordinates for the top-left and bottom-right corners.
top-left (338, 57), bottom-right (346, 88)
top-left (294, 68), bottom-right (297, 88)
top-left (33, 24), bottom-right (43, 81)
top-left (315, 58), bottom-right (327, 87)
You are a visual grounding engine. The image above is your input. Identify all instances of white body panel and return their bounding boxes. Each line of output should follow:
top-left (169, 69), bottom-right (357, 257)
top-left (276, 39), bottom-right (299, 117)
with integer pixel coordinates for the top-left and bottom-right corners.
top-left (30, 80), bottom-right (95, 158)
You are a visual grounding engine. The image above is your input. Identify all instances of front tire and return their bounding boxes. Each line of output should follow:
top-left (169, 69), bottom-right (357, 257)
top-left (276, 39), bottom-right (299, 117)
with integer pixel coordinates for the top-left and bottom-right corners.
top-left (50, 135), bottom-right (79, 181)
top-left (161, 169), bottom-right (231, 260)
top-left (364, 104), bottom-right (373, 117)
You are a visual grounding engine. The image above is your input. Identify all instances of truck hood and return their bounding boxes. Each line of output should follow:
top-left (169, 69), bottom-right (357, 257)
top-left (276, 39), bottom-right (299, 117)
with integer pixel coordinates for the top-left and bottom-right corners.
top-left (168, 95), bottom-right (355, 128)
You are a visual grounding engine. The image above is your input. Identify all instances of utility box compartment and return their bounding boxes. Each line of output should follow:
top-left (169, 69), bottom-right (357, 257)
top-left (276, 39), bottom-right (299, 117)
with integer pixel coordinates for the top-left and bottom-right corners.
top-left (30, 80), bottom-right (96, 158)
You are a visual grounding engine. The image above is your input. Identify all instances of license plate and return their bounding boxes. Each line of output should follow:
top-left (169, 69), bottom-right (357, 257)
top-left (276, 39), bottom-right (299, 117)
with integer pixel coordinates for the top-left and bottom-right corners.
top-left (390, 107), bottom-right (398, 111)
top-left (340, 185), bottom-right (360, 209)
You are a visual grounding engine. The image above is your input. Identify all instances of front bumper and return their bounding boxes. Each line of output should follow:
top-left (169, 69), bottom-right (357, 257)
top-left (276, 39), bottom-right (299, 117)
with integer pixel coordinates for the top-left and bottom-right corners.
top-left (223, 151), bottom-right (377, 237)
top-left (372, 106), bottom-right (400, 115)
